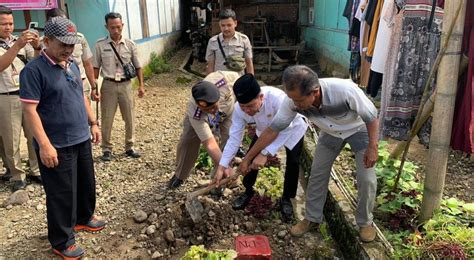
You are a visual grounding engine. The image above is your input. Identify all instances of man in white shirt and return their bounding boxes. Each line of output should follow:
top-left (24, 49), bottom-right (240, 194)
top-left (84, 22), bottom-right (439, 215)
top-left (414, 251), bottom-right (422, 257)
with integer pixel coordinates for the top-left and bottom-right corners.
top-left (239, 65), bottom-right (379, 242)
top-left (214, 74), bottom-right (307, 221)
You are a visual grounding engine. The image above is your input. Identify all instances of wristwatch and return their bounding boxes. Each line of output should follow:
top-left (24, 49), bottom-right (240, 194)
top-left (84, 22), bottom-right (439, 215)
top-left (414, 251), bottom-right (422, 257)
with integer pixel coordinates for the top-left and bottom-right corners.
top-left (260, 149), bottom-right (270, 156)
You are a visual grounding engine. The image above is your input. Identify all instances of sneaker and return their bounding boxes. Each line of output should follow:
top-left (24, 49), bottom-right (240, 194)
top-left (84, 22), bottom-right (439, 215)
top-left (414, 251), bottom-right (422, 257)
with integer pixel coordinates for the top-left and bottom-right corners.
top-left (125, 149), bottom-right (141, 158)
top-left (290, 219), bottom-right (319, 237)
top-left (168, 175), bottom-right (184, 189)
top-left (359, 224), bottom-right (376, 242)
top-left (13, 180), bottom-right (27, 191)
top-left (232, 191), bottom-right (254, 210)
top-left (279, 197), bottom-right (294, 222)
top-left (52, 244), bottom-right (84, 259)
top-left (101, 151), bottom-right (112, 161)
top-left (74, 216), bottom-right (106, 232)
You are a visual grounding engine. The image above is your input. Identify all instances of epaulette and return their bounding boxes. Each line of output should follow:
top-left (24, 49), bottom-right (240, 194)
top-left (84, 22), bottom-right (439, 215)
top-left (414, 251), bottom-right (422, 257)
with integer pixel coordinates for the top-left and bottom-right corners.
top-left (215, 78), bottom-right (227, 88)
top-left (96, 37), bottom-right (108, 43)
top-left (193, 107), bottom-right (202, 120)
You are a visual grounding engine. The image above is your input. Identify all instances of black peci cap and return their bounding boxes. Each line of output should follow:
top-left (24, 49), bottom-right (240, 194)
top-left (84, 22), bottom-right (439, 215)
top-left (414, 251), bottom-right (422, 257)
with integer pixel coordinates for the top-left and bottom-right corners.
top-left (233, 74), bottom-right (261, 104)
top-left (192, 81), bottom-right (220, 105)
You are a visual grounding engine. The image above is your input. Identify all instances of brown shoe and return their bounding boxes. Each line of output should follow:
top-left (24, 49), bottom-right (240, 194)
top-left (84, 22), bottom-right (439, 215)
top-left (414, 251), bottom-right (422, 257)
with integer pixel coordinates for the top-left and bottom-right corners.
top-left (359, 224), bottom-right (376, 242)
top-left (290, 219), bottom-right (318, 237)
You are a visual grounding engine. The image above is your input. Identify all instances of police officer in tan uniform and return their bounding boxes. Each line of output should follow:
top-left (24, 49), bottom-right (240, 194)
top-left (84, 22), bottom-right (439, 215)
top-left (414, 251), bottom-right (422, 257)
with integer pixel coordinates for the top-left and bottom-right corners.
top-left (206, 9), bottom-right (254, 76)
top-left (168, 71), bottom-right (239, 189)
top-left (92, 12), bottom-right (145, 161)
top-left (0, 5), bottom-right (41, 190)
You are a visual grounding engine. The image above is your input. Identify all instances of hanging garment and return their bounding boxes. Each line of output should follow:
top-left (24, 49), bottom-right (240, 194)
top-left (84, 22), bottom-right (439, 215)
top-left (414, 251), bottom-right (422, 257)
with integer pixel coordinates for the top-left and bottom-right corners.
top-left (367, 0), bottom-right (384, 57)
top-left (382, 0), bottom-right (444, 141)
top-left (367, 70), bottom-right (383, 97)
top-left (379, 5), bottom-right (404, 137)
top-left (451, 0), bottom-right (474, 154)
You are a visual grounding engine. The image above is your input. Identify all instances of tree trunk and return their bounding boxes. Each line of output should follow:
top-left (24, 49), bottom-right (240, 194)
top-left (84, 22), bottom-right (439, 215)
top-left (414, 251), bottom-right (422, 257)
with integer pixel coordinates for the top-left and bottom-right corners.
top-left (420, 0), bottom-right (467, 222)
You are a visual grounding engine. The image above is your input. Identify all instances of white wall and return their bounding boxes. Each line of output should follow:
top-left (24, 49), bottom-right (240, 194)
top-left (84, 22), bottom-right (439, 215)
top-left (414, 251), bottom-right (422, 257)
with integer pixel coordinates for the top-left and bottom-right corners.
top-left (108, 0), bottom-right (182, 65)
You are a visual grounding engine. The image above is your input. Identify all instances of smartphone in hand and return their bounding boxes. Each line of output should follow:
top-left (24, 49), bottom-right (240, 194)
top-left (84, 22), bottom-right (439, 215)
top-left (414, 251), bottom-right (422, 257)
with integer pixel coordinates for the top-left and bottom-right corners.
top-left (28, 22), bottom-right (39, 31)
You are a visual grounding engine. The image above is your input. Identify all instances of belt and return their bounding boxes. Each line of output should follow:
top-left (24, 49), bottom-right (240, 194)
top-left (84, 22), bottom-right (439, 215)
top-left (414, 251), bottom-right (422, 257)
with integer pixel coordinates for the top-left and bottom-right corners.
top-left (0, 90), bottom-right (20, 95)
top-left (104, 78), bottom-right (130, 83)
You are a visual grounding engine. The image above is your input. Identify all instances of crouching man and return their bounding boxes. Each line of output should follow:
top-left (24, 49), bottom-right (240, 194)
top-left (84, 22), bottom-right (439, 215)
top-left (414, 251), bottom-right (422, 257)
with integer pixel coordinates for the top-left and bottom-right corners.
top-left (214, 74), bottom-right (307, 222)
top-left (168, 71), bottom-right (239, 189)
top-left (240, 65), bottom-right (379, 242)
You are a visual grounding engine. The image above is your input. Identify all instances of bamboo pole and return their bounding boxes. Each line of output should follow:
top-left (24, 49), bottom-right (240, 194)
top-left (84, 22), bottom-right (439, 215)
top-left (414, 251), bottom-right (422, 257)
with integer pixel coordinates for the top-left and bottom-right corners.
top-left (420, 0), bottom-right (467, 222)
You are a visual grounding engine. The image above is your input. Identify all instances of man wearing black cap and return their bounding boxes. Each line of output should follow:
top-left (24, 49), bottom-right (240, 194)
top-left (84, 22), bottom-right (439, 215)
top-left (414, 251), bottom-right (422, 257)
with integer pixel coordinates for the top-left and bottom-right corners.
top-left (213, 74), bottom-right (307, 221)
top-left (168, 71), bottom-right (240, 189)
top-left (20, 17), bottom-right (105, 259)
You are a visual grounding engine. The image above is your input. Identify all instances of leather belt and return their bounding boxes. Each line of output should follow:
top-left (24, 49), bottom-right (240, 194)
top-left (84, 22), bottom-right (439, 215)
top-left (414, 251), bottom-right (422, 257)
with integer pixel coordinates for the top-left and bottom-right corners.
top-left (104, 78), bottom-right (130, 83)
top-left (0, 90), bottom-right (20, 95)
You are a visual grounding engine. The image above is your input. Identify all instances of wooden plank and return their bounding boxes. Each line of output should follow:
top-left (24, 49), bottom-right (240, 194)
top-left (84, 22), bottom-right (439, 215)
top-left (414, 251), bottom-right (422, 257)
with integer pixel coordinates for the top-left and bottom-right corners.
top-left (139, 0), bottom-right (150, 38)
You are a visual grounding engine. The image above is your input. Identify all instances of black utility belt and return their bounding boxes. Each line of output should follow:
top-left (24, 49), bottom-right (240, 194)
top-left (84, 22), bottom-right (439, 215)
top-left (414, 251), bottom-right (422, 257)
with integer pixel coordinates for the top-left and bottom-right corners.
top-left (0, 90), bottom-right (20, 95)
top-left (104, 78), bottom-right (130, 83)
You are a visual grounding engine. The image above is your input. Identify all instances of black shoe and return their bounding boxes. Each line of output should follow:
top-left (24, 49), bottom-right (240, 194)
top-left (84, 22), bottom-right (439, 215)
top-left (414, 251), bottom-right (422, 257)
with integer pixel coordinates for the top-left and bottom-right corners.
top-left (101, 151), bottom-right (112, 161)
top-left (125, 149), bottom-right (141, 158)
top-left (232, 191), bottom-right (254, 210)
top-left (280, 197), bottom-right (294, 222)
top-left (28, 175), bottom-right (42, 184)
top-left (236, 147), bottom-right (246, 158)
top-left (168, 175), bottom-right (183, 189)
top-left (13, 180), bottom-right (27, 191)
top-left (1, 168), bottom-right (12, 181)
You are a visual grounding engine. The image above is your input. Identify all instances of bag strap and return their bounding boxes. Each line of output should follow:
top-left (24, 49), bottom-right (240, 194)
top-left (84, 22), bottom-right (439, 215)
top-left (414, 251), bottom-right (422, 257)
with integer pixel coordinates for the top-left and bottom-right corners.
top-left (109, 42), bottom-right (124, 65)
top-left (217, 35), bottom-right (227, 59)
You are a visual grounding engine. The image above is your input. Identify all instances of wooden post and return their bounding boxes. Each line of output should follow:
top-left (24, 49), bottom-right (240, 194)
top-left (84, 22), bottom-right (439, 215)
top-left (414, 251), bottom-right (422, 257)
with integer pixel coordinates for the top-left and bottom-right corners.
top-left (420, 0), bottom-right (467, 222)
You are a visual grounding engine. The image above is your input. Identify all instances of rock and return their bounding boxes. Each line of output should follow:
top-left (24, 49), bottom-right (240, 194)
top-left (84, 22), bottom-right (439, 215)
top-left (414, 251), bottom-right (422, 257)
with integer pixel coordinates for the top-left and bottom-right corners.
top-left (208, 210), bottom-right (216, 217)
top-left (154, 195), bottom-right (165, 201)
top-left (93, 247), bottom-right (102, 254)
top-left (175, 238), bottom-right (186, 248)
top-left (3, 190), bottom-right (29, 207)
top-left (164, 229), bottom-right (175, 242)
top-left (147, 213), bottom-right (158, 223)
top-left (36, 204), bottom-right (44, 211)
top-left (277, 230), bottom-right (287, 238)
top-left (26, 185), bottom-right (34, 192)
top-left (244, 221), bottom-right (255, 231)
top-left (223, 188), bottom-right (233, 197)
top-left (133, 210), bottom-right (148, 223)
top-left (197, 179), bottom-right (211, 186)
top-left (7, 234), bottom-right (13, 239)
top-left (234, 157), bottom-right (242, 164)
top-left (137, 234), bottom-right (148, 241)
top-left (151, 251), bottom-right (163, 259)
top-left (146, 225), bottom-right (156, 235)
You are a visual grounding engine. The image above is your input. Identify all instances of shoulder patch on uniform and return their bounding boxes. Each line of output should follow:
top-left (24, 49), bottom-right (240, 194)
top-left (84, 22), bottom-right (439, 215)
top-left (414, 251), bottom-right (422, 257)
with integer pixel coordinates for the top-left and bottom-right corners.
top-left (193, 108), bottom-right (202, 120)
top-left (215, 78), bottom-right (227, 88)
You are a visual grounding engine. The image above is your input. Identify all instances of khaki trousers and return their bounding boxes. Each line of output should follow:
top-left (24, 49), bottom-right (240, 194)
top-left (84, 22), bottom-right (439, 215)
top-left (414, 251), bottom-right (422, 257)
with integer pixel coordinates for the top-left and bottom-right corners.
top-left (100, 80), bottom-right (135, 152)
top-left (174, 114), bottom-right (231, 180)
top-left (0, 95), bottom-right (25, 181)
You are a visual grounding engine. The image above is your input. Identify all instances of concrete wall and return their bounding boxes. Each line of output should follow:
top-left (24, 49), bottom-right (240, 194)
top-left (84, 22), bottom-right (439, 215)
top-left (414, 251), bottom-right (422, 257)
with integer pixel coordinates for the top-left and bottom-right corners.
top-left (303, 0), bottom-right (350, 76)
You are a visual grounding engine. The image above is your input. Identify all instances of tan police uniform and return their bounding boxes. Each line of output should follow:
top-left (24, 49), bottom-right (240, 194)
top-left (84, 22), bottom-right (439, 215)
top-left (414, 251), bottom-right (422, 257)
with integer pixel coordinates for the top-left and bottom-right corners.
top-left (174, 71), bottom-right (240, 180)
top-left (0, 36), bottom-right (40, 181)
top-left (93, 36), bottom-right (141, 153)
top-left (71, 33), bottom-right (93, 97)
top-left (205, 32), bottom-right (252, 75)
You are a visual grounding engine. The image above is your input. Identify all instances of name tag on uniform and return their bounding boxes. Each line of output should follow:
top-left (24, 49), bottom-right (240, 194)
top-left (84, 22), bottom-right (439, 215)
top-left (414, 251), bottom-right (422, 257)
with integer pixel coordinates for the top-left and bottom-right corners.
top-left (115, 73), bottom-right (121, 81)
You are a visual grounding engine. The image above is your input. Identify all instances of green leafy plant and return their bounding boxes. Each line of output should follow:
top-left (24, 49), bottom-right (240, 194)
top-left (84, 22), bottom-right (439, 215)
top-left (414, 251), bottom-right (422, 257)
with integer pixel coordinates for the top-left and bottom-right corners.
top-left (254, 167), bottom-right (284, 200)
top-left (195, 147), bottom-right (213, 171)
top-left (182, 245), bottom-right (237, 260)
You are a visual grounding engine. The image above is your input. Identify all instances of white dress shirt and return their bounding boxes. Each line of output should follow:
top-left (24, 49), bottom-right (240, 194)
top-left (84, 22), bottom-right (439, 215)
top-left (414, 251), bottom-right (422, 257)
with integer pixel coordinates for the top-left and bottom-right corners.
top-left (219, 86), bottom-right (308, 168)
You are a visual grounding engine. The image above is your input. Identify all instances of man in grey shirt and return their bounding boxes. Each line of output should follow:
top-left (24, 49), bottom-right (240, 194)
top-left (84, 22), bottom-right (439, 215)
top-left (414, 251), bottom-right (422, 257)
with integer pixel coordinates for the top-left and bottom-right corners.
top-left (240, 65), bottom-right (379, 242)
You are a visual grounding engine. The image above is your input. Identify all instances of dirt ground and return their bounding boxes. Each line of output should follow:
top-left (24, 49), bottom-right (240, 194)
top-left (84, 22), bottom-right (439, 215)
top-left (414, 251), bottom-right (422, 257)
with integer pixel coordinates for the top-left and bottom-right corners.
top-left (0, 48), bottom-right (337, 259)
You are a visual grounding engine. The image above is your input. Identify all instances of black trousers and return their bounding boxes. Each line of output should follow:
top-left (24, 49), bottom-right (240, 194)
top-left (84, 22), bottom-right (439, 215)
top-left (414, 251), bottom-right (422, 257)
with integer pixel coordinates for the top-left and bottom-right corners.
top-left (37, 140), bottom-right (96, 250)
top-left (243, 135), bottom-right (304, 199)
